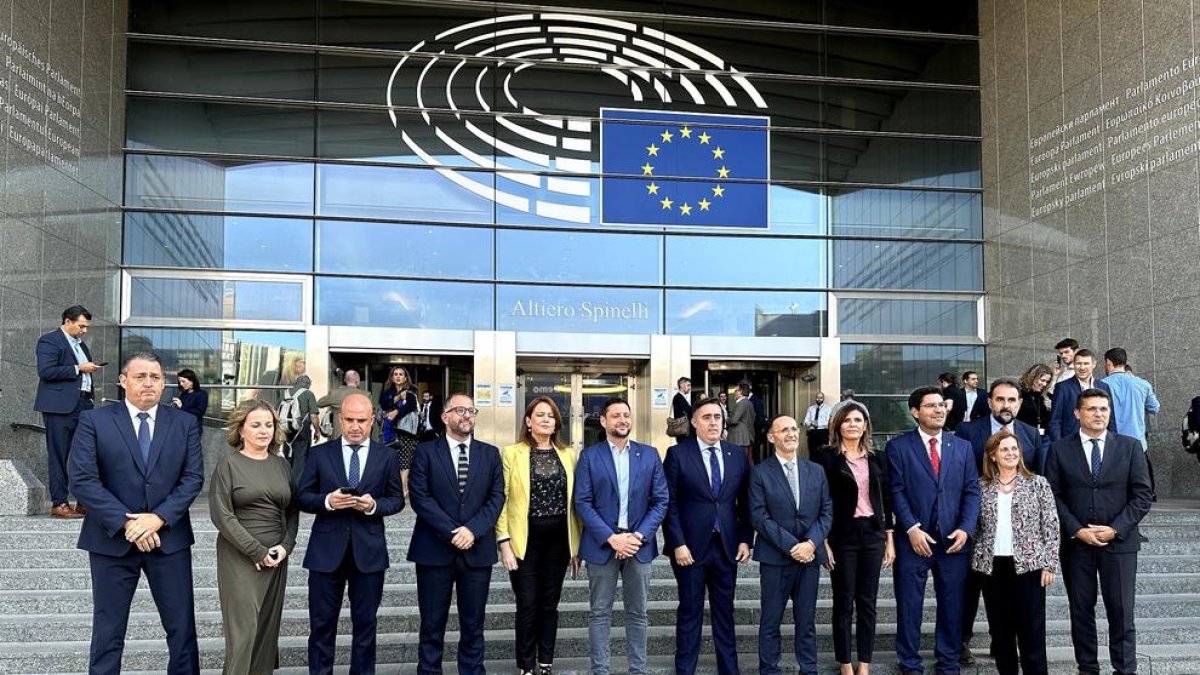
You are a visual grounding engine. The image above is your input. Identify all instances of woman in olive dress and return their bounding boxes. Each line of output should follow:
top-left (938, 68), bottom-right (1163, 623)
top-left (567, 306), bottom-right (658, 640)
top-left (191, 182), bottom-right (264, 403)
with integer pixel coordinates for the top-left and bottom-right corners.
top-left (209, 400), bottom-right (299, 675)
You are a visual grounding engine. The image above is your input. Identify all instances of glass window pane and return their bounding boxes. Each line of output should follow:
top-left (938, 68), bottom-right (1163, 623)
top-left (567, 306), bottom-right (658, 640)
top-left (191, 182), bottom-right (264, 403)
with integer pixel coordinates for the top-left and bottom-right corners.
top-left (125, 155), bottom-right (315, 215)
top-left (665, 237), bottom-right (825, 288)
top-left (824, 1), bottom-right (977, 33)
top-left (129, 277), bottom-right (304, 322)
top-left (315, 277), bottom-right (492, 330)
top-left (834, 241), bottom-right (982, 291)
top-left (769, 186), bottom-right (823, 235)
top-left (666, 290), bottom-right (825, 337)
top-left (827, 36), bottom-right (979, 86)
top-left (496, 230), bottom-right (661, 284)
top-left (316, 221), bottom-right (493, 280)
top-left (130, 0), bottom-right (317, 42)
top-left (124, 212), bottom-right (313, 272)
top-left (830, 189), bottom-right (982, 239)
top-left (316, 164), bottom-right (495, 223)
top-left (823, 86), bottom-right (981, 136)
top-left (825, 135), bottom-right (981, 187)
top-left (126, 99), bottom-right (316, 157)
top-left (496, 285), bottom-right (661, 335)
top-left (128, 42), bottom-right (316, 100)
top-left (841, 343), bottom-right (984, 397)
top-left (319, 108), bottom-right (497, 166)
top-left (838, 298), bottom-right (978, 337)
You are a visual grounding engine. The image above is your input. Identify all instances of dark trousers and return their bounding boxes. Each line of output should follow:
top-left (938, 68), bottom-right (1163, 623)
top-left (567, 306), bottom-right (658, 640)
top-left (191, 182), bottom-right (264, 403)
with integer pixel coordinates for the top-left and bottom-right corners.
top-left (806, 428), bottom-right (829, 454)
top-left (89, 547), bottom-right (199, 675)
top-left (1062, 545), bottom-right (1138, 675)
top-left (43, 396), bottom-right (92, 504)
top-left (759, 562), bottom-right (820, 675)
top-left (510, 515), bottom-right (570, 669)
top-left (960, 567), bottom-right (986, 644)
top-left (308, 544), bottom-right (386, 675)
top-left (829, 518), bottom-right (886, 664)
top-left (672, 533), bottom-right (739, 675)
top-left (416, 555), bottom-right (492, 675)
top-left (286, 421), bottom-right (312, 487)
top-left (982, 557), bottom-right (1048, 675)
top-left (894, 542), bottom-right (969, 674)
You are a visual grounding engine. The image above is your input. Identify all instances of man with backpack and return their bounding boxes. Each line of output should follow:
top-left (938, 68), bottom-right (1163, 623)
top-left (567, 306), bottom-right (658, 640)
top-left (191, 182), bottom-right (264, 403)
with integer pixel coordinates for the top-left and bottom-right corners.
top-left (278, 374), bottom-right (319, 483)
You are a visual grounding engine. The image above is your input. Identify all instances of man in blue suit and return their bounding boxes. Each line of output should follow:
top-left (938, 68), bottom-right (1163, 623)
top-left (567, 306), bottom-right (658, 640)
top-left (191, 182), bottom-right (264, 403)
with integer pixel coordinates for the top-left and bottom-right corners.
top-left (298, 392), bottom-right (405, 675)
top-left (36, 305), bottom-right (103, 518)
top-left (953, 377), bottom-right (1042, 664)
top-left (407, 393), bottom-right (505, 675)
top-left (68, 352), bottom-right (204, 675)
top-left (1050, 349), bottom-right (1114, 441)
top-left (749, 414), bottom-right (832, 675)
top-left (888, 386), bottom-right (981, 675)
top-left (664, 397), bottom-right (753, 675)
top-left (575, 397), bottom-right (669, 675)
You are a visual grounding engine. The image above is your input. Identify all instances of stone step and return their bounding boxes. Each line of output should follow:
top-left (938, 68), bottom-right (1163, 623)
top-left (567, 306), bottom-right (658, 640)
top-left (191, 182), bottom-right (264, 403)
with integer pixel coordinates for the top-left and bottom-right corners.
top-left (3, 619), bottom-right (1198, 673)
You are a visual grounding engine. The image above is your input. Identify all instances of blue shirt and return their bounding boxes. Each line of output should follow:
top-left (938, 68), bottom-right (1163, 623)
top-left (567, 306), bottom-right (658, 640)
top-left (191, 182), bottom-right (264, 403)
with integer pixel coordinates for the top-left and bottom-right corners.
top-left (1101, 371), bottom-right (1160, 449)
top-left (63, 329), bottom-right (91, 393)
top-left (609, 441), bottom-right (631, 529)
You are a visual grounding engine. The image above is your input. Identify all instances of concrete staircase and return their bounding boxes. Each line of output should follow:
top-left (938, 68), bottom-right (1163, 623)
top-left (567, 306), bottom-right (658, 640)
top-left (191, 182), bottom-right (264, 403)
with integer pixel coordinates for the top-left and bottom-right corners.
top-left (2, 502), bottom-right (1200, 674)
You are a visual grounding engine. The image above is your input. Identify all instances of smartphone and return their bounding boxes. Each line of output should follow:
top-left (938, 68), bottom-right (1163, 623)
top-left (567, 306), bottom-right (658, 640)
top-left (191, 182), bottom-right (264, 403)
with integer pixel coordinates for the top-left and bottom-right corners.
top-left (1055, 354), bottom-right (1062, 366)
top-left (95, 361), bottom-right (109, 367)
top-left (339, 487), bottom-right (361, 497)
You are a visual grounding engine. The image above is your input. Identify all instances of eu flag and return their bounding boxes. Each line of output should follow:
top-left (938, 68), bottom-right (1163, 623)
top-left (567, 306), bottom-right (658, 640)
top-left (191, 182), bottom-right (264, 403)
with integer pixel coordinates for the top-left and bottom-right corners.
top-left (600, 109), bottom-right (769, 228)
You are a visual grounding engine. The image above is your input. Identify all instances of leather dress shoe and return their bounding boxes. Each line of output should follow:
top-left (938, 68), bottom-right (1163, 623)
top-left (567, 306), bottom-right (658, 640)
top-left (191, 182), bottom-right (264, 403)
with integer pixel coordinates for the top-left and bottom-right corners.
top-left (50, 503), bottom-right (83, 519)
top-left (959, 642), bottom-right (976, 665)
top-left (72, 504), bottom-right (86, 516)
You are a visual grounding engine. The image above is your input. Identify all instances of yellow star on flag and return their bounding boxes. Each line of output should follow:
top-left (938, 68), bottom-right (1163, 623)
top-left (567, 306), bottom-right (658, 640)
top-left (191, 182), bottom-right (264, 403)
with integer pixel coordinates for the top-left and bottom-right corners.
top-left (679, 203), bottom-right (693, 216)
top-left (717, 166), bottom-right (730, 178)
top-left (712, 147), bottom-right (725, 159)
top-left (642, 163), bottom-right (655, 175)
top-left (712, 185), bottom-right (725, 197)
top-left (660, 129), bottom-right (673, 143)
top-left (698, 132), bottom-right (711, 144)
top-left (646, 143), bottom-right (659, 156)
top-left (646, 182), bottom-right (659, 195)
top-left (660, 196), bottom-right (674, 210)
top-left (680, 126), bottom-right (692, 138)
top-left (698, 198), bottom-right (711, 211)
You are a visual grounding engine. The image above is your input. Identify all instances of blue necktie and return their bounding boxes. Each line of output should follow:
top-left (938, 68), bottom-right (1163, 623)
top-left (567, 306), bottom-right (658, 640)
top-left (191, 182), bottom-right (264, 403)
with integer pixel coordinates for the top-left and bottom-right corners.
top-left (348, 444), bottom-right (362, 488)
top-left (707, 446), bottom-right (722, 496)
top-left (1090, 439), bottom-right (1102, 481)
top-left (136, 412), bottom-right (151, 465)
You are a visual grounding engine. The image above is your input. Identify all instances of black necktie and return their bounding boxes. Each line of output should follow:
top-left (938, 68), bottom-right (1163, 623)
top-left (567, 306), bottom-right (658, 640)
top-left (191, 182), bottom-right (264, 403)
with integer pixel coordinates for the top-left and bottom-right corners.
top-left (1090, 439), bottom-right (1102, 481)
top-left (457, 443), bottom-right (469, 492)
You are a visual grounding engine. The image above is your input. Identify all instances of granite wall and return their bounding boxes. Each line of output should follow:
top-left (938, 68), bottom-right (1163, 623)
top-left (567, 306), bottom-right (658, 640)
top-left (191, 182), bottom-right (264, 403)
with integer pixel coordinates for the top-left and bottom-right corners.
top-left (0, 0), bottom-right (127, 492)
top-left (981, 0), bottom-right (1200, 496)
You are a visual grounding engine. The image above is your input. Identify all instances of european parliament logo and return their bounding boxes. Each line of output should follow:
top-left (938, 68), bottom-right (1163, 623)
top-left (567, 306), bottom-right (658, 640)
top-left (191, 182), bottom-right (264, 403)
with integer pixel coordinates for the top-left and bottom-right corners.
top-left (600, 110), bottom-right (769, 228)
top-left (386, 12), bottom-right (771, 228)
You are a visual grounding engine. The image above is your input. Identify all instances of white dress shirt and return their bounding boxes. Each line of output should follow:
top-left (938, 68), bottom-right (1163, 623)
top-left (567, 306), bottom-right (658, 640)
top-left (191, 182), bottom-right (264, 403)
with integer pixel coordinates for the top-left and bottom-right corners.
top-left (446, 434), bottom-right (472, 464)
top-left (699, 441), bottom-right (725, 485)
top-left (123, 400), bottom-right (157, 436)
top-left (1080, 430), bottom-right (1105, 466)
top-left (324, 438), bottom-right (376, 514)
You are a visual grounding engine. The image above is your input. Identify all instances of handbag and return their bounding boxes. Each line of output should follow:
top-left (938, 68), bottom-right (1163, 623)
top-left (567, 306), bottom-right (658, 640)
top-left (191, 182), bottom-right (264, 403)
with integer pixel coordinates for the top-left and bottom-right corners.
top-left (396, 410), bottom-right (419, 436)
top-left (666, 416), bottom-right (689, 437)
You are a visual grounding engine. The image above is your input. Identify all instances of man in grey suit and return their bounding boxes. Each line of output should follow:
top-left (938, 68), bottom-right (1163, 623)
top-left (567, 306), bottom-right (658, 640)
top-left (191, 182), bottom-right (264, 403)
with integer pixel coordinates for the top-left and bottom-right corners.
top-left (727, 382), bottom-right (756, 462)
top-left (1044, 388), bottom-right (1153, 675)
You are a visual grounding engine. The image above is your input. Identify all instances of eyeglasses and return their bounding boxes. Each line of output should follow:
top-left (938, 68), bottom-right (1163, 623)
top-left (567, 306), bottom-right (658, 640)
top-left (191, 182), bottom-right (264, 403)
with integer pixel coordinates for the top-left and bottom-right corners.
top-left (448, 406), bottom-right (479, 416)
top-left (919, 402), bottom-right (947, 409)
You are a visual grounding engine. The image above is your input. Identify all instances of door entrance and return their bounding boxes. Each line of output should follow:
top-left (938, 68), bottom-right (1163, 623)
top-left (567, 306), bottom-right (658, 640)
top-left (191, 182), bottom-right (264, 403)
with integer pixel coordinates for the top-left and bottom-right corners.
top-left (517, 360), bottom-right (641, 451)
top-left (698, 360), bottom-right (819, 459)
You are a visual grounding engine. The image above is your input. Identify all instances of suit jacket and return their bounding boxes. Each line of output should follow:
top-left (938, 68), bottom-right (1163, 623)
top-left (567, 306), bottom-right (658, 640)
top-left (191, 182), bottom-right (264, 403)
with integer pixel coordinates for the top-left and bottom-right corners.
top-left (944, 386), bottom-right (968, 430)
top-left (811, 445), bottom-right (894, 544)
top-left (1049, 377), bottom-right (1115, 441)
top-left (496, 442), bottom-right (582, 559)
top-left (886, 429), bottom-right (981, 540)
top-left (955, 417), bottom-right (1045, 474)
top-left (1043, 432), bottom-right (1153, 553)
top-left (749, 456), bottom-right (832, 566)
top-left (663, 438), bottom-right (753, 562)
top-left (68, 403), bottom-right (205, 556)
top-left (35, 328), bottom-right (91, 413)
top-left (671, 392), bottom-right (692, 420)
top-left (406, 437), bottom-right (505, 567)
top-left (726, 397), bottom-right (756, 446)
top-left (971, 473), bottom-right (1059, 575)
top-left (297, 439), bottom-right (405, 573)
top-left (574, 440), bottom-right (669, 564)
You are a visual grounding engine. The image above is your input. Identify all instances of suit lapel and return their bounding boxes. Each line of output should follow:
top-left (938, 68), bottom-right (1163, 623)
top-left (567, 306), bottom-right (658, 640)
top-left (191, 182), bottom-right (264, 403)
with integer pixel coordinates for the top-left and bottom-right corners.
top-left (436, 437), bottom-right (461, 490)
top-left (766, 457), bottom-right (798, 511)
top-left (461, 439), bottom-right (486, 497)
top-left (144, 405), bottom-right (169, 476)
top-left (910, 433), bottom-right (936, 483)
top-left (683, 440), bottom-right (710, 496)
top-left (360, 440), bottom-right (387, 490)
top-left (1097, 432), bottom-right (1120, 481)
top-left (111, 406), bottom-right (147, 475)
top-left (1069, 436), bottom-right (1092, 480)
top-left (598, 444), bottom-right (619, 501)
top-left (717, 442), bottom-right (739, 501)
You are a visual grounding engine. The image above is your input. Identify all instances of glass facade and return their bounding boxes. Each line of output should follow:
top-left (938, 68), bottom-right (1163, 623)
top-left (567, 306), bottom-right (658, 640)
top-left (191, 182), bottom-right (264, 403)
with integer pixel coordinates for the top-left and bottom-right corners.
top-left (122, 1), bottom-right (983, 429)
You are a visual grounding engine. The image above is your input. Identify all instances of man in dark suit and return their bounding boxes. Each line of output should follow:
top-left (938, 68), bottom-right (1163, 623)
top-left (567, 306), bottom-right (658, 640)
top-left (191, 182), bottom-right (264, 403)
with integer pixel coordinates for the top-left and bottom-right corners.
top-left (298, 392), bottom-right (405, 675)
top-left (416, 390), bottom-right (445, 442)
top-left (672, 376), bottom-right (694, 438)
top-left (664, 397), bottom-right (753, 675)
top-left (1044, 388), bottom-right (1153, 675)
top-left (1050, 349), bottom-right (1115, 441)
top-left (36, 305), bottom-right (102, 518)
top-left (953, 377), bottom-right (1043, 664)
top-left (68, 352), bottom-right (204, 675)
top-left (574, 397), bottom-right (669, 675)
top-left (726, 382), bottom-right (757, 461)
top-left (749, 414), bottom-right (832, 675)
top-left (407, 393), bottom-right (505, 675)
top-left (888, 386), bottom-right (981, 675)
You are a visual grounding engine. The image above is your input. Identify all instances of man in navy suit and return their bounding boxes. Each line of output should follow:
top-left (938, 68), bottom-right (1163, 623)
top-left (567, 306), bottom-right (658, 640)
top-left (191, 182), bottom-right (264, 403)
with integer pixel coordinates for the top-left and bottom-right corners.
top-left (407, 393), bottom-right (505, 675)
top-left (1050, 349), bottom-right (1114, 441)
top-left (68, 352), bottom-right (204, 675)
top-left (298, 392), bottom-right (405, 675)
top-left (664, 397), bottom-right (753, 675)
top-left (953, 377), bottom-right (1043, 664)
top-left (749, 414), bottom-right (832, 675)
top-left (1044, 388), bottom-right (1152, 675)
top-left (36, 305), bottom-right (103, 518)
top-left (888, 386), bottom-right (981, 675)
top-left (574, 397), bottom-right (669, 675)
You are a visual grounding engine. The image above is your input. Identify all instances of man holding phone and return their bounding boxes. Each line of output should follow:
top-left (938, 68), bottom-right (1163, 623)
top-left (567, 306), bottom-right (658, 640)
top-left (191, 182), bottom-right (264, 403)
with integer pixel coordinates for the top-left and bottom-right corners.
top-left (297, 393), bottom-right (405, 675)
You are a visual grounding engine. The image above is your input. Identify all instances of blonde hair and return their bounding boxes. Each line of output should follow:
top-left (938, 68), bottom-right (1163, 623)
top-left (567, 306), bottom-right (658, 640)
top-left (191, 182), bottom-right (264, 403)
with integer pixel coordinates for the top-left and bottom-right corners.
top-left (225, 399), bottom-right (286, 453)
top-left (281, 351), bottom-right (307, 386)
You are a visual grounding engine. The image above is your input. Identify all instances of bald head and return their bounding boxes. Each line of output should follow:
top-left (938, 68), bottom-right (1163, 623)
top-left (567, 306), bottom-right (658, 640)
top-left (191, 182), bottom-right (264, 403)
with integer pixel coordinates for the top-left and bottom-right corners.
top-left (340, 393), bottom-right (374, 444)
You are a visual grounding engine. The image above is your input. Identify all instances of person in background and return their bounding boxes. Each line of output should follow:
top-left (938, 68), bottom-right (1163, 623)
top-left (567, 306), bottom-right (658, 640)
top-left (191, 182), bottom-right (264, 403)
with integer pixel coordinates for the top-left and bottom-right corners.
top-left (416, 390), bottom-right (445, 443)
top-left (496, 396), bottom-right (582, 675)
top-left (171, 369), bottom-right (208, 435)
top-left (717, 390), bottom-right (730, 438)
top-left (380, 366), bottom-right (419, 497)
top-left (727, 382), bottom-right (757, 462)
top-left (1017, 364), bottom-right (1054, 442)
top-left (830, 389), bottom-right (869, 421)
top-left (1049, 350), bottom-right (1114, 442)
top-left (1102, 348), bottom-right (1161, 499)
top-left (1051, 338), bottom-right (1080, 392)
top-left (280, 374), bottom-right (319, 486)
top-left (803, 391), bottom-right (831, 455)
top-left (814, 402), bottom-right (894, 675)
top-left (673, 377), bottom-right (695, 438)
top-left (256, 351), bottom-right (307, 409)
top-left (317, 369), bottom-right (365, 440)
top-left (209, 400), bottom-right (298, 675)
top-left (972, 431), bottom-right (1059, 675)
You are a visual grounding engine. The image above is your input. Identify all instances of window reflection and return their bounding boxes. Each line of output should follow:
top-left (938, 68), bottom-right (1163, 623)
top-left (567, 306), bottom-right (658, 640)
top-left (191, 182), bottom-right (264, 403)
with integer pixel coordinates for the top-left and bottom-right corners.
top-left (128, 42), bottom-right (316, 100)
top-left (830, 189), bottom-right (981, 239)
top-left (316, 164), bottom-right (496, 223)
top-left (127, 98), bottom-right (316, 157)
top-left (129, 277), bottom-right (304, 322)
top-left (825, 136), bottom-right (981, 187)
top-left (316, 220), bottom-right (493, 280)
top-left (834, 240), bottom-right (982, 291)
top-left (838, 298), bottom-right (978, 337)
top-left (496, 285), bottom-right (661, 334)
top-left (125, 154), bottom-right (315, 215)
top-left (841, 343), bottom-right (984, 396)
top-left (315, 276), bottom-right (493, 329)
top-left (124, 212), bottom-right (313, 272)
top-left (496, 230), bottom-right (661, 284)
top-left (666, 290), bottom-right (825, 337)
top-left (665, 236), bottom-right (825, 288)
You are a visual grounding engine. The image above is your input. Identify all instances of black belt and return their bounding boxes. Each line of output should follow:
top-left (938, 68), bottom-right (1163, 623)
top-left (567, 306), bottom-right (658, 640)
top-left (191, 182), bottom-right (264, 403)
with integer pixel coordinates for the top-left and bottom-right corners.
top-left (615, 527), bottom-right (630, 534)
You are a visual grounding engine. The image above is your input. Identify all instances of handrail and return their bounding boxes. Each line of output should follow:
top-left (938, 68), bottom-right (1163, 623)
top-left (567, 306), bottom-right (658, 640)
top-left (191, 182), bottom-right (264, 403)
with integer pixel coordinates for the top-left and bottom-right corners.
top-left (9, 422), bottom-right (46, 434)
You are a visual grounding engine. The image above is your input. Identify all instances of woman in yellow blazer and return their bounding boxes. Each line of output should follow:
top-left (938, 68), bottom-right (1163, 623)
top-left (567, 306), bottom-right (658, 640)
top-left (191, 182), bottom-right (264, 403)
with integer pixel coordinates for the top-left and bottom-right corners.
top-left (497, 395), bottom-right (582, 675)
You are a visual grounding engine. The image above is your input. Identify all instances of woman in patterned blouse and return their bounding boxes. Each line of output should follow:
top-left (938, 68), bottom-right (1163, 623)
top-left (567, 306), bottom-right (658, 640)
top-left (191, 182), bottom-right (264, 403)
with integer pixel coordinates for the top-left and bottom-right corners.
top-left (496, 396), bottom-right (582, 675)
top-left (972, 430), bottom-right (1060, 675)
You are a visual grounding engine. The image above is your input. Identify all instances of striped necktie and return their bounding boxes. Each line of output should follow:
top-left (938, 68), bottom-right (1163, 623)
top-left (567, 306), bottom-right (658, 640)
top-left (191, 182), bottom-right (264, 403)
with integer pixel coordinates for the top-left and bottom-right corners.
top-left (457, 443), bottom-right (469, 492)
